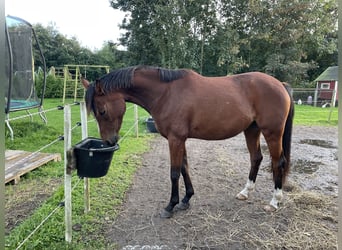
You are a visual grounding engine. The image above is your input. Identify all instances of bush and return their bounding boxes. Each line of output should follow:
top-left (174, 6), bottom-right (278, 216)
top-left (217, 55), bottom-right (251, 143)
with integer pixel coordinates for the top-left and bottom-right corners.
top-left (44, 75), bottom-right (64, 98)
top-left (35, 71), bottom-right (64, 98)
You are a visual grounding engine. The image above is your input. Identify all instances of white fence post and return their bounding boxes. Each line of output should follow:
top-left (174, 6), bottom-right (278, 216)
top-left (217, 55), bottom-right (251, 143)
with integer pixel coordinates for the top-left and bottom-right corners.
top-left (64, 104), bottom-right (72, 242)
top-left (134, 104), bottom-right (139, 138)
top-left (80, 102), bottom-right (90, 212)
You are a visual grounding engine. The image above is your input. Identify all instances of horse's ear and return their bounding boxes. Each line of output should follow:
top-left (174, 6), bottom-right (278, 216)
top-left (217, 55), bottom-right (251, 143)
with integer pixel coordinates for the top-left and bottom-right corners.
top-left (95, 80), bottom-right (106, 95)
top-left (81, 75), bottom-right (90, 89)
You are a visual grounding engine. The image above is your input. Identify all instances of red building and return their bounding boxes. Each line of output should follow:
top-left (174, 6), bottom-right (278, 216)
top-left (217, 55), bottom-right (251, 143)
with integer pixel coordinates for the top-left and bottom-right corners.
top-left (314, 66), bottom-right (338, 107)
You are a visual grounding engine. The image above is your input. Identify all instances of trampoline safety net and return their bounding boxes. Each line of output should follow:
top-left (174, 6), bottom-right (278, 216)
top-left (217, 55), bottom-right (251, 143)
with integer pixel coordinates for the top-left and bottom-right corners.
top-left (5, 15), bottom-right (46, 113)
top-left (5, 15), bottom-right (47, 140)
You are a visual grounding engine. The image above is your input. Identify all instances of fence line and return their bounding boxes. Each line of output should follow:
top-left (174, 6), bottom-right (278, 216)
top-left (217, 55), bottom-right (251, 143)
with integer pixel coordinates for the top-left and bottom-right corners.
top-left (12, 103), bottom-right (141, 248)
top-left (8, 121), bottom-right (81, 171)
top-left (292, 88), bottom-right (337, 107)
top-left (64, 103), bottom-right (140, 243)
top-left (15, 204), bottom-right (63, 250)
top-left (14, 177), bottom-right (83, 250)
top-left (6, 102), bottom-right (80, 122)
top-left (10, 104), bottom-right (80, 249)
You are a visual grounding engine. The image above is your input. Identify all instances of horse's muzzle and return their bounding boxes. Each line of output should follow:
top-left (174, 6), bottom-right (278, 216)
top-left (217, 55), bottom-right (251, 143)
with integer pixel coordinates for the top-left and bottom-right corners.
top-left (106, 135), bottom-right (119, 146)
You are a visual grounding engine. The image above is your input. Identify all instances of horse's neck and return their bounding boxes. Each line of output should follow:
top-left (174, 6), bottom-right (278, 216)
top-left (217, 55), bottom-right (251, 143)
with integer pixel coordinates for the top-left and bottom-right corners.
top-left (123, 83), bottom-right (167, 113)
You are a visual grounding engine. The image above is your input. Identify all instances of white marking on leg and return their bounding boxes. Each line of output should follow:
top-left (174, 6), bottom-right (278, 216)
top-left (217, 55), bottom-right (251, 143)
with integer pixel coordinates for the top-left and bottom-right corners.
top-left (236, 179), bottom-right (255, 200)
top-left (265, 188), bottom-right (283, 211)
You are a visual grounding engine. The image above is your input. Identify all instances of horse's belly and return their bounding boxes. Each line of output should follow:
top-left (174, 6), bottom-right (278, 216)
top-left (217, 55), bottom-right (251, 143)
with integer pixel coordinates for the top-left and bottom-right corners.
top-left (188, 116), bottom-right (252, 140)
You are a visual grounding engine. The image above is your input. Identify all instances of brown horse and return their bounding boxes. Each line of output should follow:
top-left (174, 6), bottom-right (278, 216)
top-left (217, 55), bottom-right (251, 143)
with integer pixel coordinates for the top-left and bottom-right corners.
top-left (82, 65), bottom-right (294, 218)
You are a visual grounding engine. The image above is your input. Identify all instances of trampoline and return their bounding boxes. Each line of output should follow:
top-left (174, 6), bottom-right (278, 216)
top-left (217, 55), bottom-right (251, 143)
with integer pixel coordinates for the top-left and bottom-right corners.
top-left (5, 15), bottom-right (47, 140)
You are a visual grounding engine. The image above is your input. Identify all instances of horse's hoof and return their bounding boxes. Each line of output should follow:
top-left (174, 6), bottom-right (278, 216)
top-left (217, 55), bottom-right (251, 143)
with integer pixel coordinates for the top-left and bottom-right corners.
top-left (176, 202), bottom-right (190, 210)
top-left (236, 193), bottom-right (248, 200)
top-left (160, 209), bottom-right (173, 218)
top-left (263, 204), bottom-right (277, 212)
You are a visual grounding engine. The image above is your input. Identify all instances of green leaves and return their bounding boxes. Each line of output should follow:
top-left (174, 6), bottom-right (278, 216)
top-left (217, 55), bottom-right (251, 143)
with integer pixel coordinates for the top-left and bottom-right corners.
top-left (111, 0), bottom-right (337, 84)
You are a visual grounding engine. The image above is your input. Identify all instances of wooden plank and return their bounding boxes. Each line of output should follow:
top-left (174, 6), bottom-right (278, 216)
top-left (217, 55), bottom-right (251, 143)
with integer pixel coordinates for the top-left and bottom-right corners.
top-left (5, 150), bottom-right (61, 184)
top-left (5, 150), bottom-right (27, 161)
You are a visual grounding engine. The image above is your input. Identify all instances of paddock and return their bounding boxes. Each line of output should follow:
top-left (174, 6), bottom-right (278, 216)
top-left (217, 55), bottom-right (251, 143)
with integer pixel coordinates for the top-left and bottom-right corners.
top-left (107, 125), bottom-right (338, 249)
top-left (4, 100), bottom-right (338, 249)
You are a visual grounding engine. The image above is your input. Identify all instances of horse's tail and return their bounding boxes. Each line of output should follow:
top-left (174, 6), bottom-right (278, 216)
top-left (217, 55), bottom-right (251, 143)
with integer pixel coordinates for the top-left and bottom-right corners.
top-left (282, 82), bottom-right (294, 180)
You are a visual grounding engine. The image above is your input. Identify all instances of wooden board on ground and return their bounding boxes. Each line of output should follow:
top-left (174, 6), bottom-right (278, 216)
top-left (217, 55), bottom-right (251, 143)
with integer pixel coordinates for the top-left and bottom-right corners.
top-left (5, 150), bottom-right (61, 184)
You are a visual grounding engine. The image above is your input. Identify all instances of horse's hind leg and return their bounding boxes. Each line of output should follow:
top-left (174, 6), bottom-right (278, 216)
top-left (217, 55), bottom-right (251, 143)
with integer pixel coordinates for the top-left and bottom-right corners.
top-left (236, 122), bottom-right (263, 200)
top-left (263, 130), bottom-right (286, 212)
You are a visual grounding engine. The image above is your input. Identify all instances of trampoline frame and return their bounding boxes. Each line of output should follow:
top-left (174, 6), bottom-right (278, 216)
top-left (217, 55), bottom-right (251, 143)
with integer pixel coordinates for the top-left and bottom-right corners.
top-left (5, 15), bottom-right (47, 140)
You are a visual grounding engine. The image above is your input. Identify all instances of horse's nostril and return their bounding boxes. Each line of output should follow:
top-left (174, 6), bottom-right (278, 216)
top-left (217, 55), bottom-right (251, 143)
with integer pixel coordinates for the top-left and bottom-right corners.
top-left (106, 140), bottom-right (115, 146)
top-left (106, 135), bottom-right (119, 146)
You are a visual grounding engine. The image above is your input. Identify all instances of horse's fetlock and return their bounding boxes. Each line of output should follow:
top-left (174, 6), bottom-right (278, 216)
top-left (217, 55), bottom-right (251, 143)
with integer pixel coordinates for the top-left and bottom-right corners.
top-left (274, 188), bottom-right (283, 200)
top-left (187, 188), bottom-right (194, 197)
top-left (170, 197), bottom-right (179, 206)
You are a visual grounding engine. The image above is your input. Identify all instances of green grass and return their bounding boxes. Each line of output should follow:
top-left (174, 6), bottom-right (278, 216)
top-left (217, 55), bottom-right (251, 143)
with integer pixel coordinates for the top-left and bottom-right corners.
top-left (4, 100), bottom-right (338, 249)
top-left (293, 104), bottom-right (338, 126)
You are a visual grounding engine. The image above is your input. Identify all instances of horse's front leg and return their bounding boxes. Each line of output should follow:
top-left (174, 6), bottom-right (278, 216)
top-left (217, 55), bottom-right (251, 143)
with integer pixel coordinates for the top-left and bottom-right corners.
top-left (161, 138), bottom-right (188, 218)
top-left (177, 148), bottom-right (194, 210)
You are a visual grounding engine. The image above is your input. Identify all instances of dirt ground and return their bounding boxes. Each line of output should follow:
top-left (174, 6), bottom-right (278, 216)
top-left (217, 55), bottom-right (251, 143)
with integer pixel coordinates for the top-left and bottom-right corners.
top-left (105, 125), bottom-right (338, 250)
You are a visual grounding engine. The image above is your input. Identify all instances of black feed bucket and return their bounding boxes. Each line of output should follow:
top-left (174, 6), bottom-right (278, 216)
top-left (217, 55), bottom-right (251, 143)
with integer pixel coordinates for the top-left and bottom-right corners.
top-left (74, 137), bottom-right (119, 178)
top-left (146, 117), bottom-right (158, 133)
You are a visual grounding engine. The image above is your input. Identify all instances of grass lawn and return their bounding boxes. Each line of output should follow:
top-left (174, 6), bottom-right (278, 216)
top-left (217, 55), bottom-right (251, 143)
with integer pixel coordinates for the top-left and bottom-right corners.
top-left (293, 104), bottom-right (338, 126)
top-left (4, 100), bottom-right (338, 249)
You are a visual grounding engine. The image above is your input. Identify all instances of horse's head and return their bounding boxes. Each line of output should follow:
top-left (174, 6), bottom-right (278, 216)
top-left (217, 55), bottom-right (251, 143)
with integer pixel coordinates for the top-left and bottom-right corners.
top-left (82, 77), bottom-right (126, 146)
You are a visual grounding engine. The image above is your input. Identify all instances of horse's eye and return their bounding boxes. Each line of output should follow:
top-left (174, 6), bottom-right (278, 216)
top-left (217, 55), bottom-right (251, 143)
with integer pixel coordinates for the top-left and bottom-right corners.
top-left (98, 110), bottom-right (106, 116)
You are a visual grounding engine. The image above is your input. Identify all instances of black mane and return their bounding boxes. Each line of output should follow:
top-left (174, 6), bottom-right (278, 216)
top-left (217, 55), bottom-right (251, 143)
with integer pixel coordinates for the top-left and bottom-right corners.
top-left (99, 65), bottom-right (189, 91)
top-left (99, 66), bottom-right (136, 89)
top-left (85, 65), bottom-right (189, 114)
top-left (157, 66), bottom-right (189, 82)
top-left (84, 83), bottom-right (96, 114)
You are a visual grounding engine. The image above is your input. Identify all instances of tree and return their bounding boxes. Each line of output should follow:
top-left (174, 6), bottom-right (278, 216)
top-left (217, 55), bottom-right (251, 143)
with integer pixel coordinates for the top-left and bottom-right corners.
top-left (33, 23), bottom-right (86, 67)
top-left (30, 23), bottom-right (131, 98)
top-left (229, 0), bottom-right (337, 83)
top-left (113, 0), bottom-right (164, 66)
top-left (111, 0), bottom-right (338, 84)
top-left (304, 0), bottom-right (338, 80)
top-left (33, 23), bottom-right (130, 70)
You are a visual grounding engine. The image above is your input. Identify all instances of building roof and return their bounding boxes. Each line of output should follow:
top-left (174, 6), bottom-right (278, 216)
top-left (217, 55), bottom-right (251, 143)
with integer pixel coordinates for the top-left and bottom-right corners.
top-left (314, 66), bottom-right (338, 82)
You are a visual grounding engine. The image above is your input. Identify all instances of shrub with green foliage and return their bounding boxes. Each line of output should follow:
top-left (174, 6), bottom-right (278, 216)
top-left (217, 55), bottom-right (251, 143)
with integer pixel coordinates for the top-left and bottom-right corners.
top-left (44, 75), bottom-right (64, 98)
top-left (35, 70), bottom-right (64, 98)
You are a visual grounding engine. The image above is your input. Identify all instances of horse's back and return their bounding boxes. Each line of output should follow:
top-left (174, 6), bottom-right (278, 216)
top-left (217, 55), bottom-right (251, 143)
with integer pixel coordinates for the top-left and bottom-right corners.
top-left (158, 71), bottom-right (292, 140)
top-left (187, 71), bottom-right (290, 108)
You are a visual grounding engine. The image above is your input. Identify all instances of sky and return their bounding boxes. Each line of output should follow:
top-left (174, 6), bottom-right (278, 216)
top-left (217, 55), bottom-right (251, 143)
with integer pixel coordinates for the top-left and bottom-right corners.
top-left (5, 0), bottom-right (127, 51)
